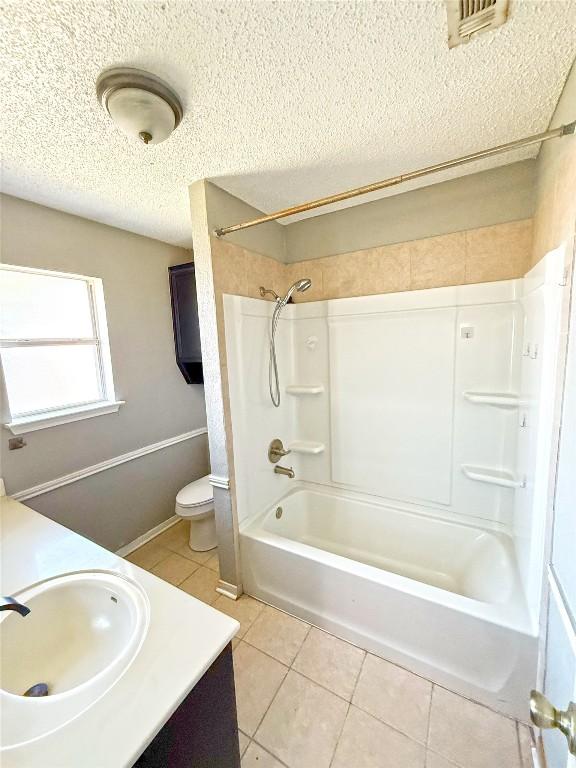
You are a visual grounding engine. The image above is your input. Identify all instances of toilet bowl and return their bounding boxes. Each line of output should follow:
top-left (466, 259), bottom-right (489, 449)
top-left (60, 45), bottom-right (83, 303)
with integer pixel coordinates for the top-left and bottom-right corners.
top-left (175, 475), bottom-right (216, 551)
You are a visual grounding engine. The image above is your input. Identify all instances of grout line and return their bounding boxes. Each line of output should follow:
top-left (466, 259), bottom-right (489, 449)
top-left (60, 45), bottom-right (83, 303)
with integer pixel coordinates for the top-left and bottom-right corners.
top-left (328, 700), bottom-right (349, 768)
top-left (425, 684), bottom-right (435, 748)
top-left (248, 736), bottom-right (291, 767)
top-left (241, 647), bottom-right (289, 745)
top-left (329, 650), bottom-right (366, 768)
top-left (288, 622), bottom-right (312, 668)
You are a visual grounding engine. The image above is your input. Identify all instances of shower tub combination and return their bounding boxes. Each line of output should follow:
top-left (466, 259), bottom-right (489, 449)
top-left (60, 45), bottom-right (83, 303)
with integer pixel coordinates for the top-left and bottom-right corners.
top-left (224, 275), bottom-right (556, 719)
top-left (241, 486), bottom-right (536, 718)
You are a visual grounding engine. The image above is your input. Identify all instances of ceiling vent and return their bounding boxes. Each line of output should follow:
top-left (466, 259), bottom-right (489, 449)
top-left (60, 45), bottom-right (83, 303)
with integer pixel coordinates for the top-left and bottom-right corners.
top-left (446, 0), bottom-right (509, 48)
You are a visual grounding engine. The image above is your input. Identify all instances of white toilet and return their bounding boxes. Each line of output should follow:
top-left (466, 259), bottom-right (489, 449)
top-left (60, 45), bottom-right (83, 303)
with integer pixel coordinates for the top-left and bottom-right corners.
top-left (175, 475), bottom-right (216, 551)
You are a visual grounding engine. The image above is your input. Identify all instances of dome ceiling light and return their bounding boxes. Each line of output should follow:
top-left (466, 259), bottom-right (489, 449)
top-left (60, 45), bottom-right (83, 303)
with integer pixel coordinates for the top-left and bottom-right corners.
top-left (96, 67), bottom-right (183, 146)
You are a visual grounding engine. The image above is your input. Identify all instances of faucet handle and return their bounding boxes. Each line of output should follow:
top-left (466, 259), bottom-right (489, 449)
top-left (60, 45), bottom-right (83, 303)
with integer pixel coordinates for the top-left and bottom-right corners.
top-left (268, 439), bottom-right (291, 463)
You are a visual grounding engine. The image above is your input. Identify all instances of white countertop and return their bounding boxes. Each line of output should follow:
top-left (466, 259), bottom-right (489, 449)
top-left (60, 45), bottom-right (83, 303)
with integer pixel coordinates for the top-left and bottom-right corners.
top-left (0, 496), bottom-right (239, 767)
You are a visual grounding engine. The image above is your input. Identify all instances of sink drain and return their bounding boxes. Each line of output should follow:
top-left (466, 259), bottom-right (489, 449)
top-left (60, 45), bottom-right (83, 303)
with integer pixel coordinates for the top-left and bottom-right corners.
top-left (24, 683), bottom-right (49, 697)
top-left (275, 506), bottom-right (283, 519)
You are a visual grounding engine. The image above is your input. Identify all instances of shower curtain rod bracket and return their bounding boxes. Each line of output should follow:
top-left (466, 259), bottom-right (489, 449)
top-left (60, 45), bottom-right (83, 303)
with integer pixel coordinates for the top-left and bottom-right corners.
top-left (214, 121), bottom-right (575, 238)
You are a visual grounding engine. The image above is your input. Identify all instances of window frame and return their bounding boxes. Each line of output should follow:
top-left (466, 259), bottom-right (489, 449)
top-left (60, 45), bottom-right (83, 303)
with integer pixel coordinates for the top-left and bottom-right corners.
top-left (0, 264), bottom-right (124, 434)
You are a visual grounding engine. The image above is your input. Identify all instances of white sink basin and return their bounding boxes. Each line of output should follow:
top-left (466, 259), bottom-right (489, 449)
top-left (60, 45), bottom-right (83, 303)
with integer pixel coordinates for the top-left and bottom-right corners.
top-left (0, 571), bottom-right (149, 750)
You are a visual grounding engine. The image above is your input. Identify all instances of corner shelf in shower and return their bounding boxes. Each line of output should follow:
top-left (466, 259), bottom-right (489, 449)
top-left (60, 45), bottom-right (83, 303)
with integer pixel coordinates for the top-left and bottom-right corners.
top-left (461, 464), bottom-right (526, 489)
top-left (288, 440), bottom-right (325, 455)
top-left (286, 385), bottom-right (325, 396)
top-left (463, 391), bottom-right (519, 408)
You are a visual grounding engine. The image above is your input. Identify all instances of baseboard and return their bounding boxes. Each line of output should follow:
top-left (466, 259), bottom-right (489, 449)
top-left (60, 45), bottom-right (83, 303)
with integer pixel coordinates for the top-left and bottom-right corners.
top-left (116, 515), bottom-right (180, 557)
top-left (216, 580), bottom-right (241, 600)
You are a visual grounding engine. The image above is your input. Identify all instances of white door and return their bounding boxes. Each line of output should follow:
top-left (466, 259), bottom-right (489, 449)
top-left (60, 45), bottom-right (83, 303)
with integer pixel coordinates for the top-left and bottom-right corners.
top-left (535, 269), bottom-right (576, 767)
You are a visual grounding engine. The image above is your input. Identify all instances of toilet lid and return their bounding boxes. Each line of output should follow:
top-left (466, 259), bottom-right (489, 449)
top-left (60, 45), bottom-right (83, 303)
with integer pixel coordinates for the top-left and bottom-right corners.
top-left (176, 475), bottom-right (214, 508)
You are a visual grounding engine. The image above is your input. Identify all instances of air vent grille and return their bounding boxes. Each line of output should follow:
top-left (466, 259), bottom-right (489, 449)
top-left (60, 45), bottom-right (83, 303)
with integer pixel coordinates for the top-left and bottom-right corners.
top-left (446, 0), bottom-right (509, 48)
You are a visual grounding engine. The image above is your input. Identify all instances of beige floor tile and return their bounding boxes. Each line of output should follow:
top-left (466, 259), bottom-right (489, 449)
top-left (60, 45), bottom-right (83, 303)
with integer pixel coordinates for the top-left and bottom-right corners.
top-left (242, 742), bottom-right (285, 767)
top-left (175, 542), bottom-right (216, 565)
top-left (233, 642), bottom-right (288, 737)
top-left (179, 566), bottom-right (220, 604)
top-left (125, 540), bottom-right (171, 570)
top-left (213, 594), bottom-right (264, 638)
top-left (153, 520), bottom-right (190, 552)
top-left (244, 605), bottom-right (310, 665)
top-left (425, 751), bottom-right (460, 768)
top-left (353, 654), bottom-right (432, 743)
top-left (517, 723), bottom-right (533, 768)
top-left (150, 552), bottom-right (199, 585)
top-left (238, 730), bottom-right (250, 757)
top-left (205, 551), bottom-right (220, 575)
top-left (255, 670), bottom-right (347, 768)
top-left (428, 687), bottom-right (520, 768)
top-left (292, 627), bottom-right (364, 700)
top-left (332, 705), bottom-right (425, 768)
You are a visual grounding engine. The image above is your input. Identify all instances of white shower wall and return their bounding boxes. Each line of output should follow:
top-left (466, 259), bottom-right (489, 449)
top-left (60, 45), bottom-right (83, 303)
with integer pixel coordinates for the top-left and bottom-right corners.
top-left (224, 280), bottom-right (524, 531)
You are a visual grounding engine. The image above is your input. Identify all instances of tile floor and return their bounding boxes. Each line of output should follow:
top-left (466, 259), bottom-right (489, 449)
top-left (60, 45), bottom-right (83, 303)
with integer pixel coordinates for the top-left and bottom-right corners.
top-left (126, 520), bottom-right (533, 768)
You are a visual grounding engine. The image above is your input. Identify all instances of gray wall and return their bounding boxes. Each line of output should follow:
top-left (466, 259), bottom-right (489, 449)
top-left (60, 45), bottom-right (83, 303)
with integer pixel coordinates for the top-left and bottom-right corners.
top-left (27, 439), bottom-right (208, 553)
top-left (284, 160), bottom-right (537, 262)
top-left (205, 181), bottom-right (286, 261)
top-left (1, 194), bottom-right (209, 550)
top-left (210, 160), bottom-right (536, 263)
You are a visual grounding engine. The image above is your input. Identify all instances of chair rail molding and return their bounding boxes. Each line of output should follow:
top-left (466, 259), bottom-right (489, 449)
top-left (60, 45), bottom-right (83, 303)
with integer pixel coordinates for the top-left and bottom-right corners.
top-left (10, 427), bottom-right (208, 502)
top-left (209, 474), bottom-right (230, 490)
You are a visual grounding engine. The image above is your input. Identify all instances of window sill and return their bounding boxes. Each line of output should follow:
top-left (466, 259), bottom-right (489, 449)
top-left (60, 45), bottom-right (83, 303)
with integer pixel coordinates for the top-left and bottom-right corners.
top-left (4, 401), bottom-right (125, 435)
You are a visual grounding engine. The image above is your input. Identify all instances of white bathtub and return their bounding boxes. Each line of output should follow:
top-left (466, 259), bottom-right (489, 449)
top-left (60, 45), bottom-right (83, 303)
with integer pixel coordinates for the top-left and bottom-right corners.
top-left (240, 487), bottom-right (537, 718)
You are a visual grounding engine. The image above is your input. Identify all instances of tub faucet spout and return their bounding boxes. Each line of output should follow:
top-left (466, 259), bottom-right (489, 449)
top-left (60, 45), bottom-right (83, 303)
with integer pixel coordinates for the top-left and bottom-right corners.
top-left (274, 465), bottom-right (295, 479)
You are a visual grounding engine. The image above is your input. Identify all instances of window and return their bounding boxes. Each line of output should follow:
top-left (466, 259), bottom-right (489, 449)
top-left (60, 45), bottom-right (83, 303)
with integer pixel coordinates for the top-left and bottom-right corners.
top-left (0, 265), bottom-right (123, 434)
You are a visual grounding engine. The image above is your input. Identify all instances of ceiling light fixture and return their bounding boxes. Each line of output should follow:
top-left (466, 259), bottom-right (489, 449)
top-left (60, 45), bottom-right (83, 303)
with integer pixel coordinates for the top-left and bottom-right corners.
top-left (96, 67), bottom-right (183, 146)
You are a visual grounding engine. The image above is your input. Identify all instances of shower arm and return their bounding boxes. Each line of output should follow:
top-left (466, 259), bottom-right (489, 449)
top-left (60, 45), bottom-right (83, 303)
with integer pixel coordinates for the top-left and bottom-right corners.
top-left (214, 122), bottom-right (576, 238)
top-left (259, 287), bottom-right (280, 301)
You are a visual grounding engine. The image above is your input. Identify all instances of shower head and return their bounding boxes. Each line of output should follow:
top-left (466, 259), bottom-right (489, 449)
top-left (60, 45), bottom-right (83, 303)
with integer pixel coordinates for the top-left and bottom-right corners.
top-left (295, 278), bottom-right (312, 292)
top-left (279, 278), bottom-right (312, 307)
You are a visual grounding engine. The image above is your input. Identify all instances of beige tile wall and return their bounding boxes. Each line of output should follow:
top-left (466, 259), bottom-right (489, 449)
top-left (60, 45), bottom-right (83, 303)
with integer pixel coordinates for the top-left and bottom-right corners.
top-left (213, 218), bottom-right (533, 306)
top-left (531, 138), bottom-right (576, 269)
top-left (302, 218), bottom-right (532, 300)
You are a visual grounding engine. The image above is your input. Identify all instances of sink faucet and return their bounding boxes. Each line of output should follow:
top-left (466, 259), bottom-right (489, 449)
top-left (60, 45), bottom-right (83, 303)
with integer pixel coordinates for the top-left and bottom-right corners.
top-left (1, 597), bottom-right (31, 617)
top-left (274, 465), bottom-right (295, 479)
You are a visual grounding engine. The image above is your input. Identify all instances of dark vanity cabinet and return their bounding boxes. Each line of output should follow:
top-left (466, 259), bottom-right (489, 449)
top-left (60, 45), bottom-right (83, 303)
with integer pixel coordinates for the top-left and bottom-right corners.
top-left (169, 262), bottom-right (204, 384)
top-left (133, 644), bottom-right (240, 768)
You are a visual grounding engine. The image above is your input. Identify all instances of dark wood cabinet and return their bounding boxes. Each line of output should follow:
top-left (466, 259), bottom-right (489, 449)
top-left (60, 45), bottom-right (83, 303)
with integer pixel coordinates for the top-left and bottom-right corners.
top-left (169, 262), bottom-right (204, 384)
top-left (133, 644), bottom-right (240, 768)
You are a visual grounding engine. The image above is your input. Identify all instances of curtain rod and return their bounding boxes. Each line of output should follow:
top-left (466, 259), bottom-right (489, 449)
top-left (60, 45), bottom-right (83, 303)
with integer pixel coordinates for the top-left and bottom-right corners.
top-left (214, 121), bottom-right (575, 238)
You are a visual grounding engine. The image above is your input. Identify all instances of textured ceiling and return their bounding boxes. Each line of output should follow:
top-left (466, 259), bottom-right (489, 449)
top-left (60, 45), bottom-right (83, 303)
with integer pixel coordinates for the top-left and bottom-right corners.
top-left (1, 0), bottom-right (575, 248)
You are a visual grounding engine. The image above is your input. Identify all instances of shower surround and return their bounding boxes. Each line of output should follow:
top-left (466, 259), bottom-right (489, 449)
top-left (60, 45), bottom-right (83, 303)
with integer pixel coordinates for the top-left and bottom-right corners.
top-left (221, 237), bottom-right (564, 718)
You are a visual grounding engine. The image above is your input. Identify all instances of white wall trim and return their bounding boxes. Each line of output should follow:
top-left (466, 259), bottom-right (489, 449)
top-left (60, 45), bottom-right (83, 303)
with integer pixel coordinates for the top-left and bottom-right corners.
top-left (5, 400), bottom-right (125, 435)
top-left (11, 427), bottom-right (208, 502)
top-left (209, 474), bottom-right (230, 490)
top-left (116, 514), bottom-right (180, 557)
